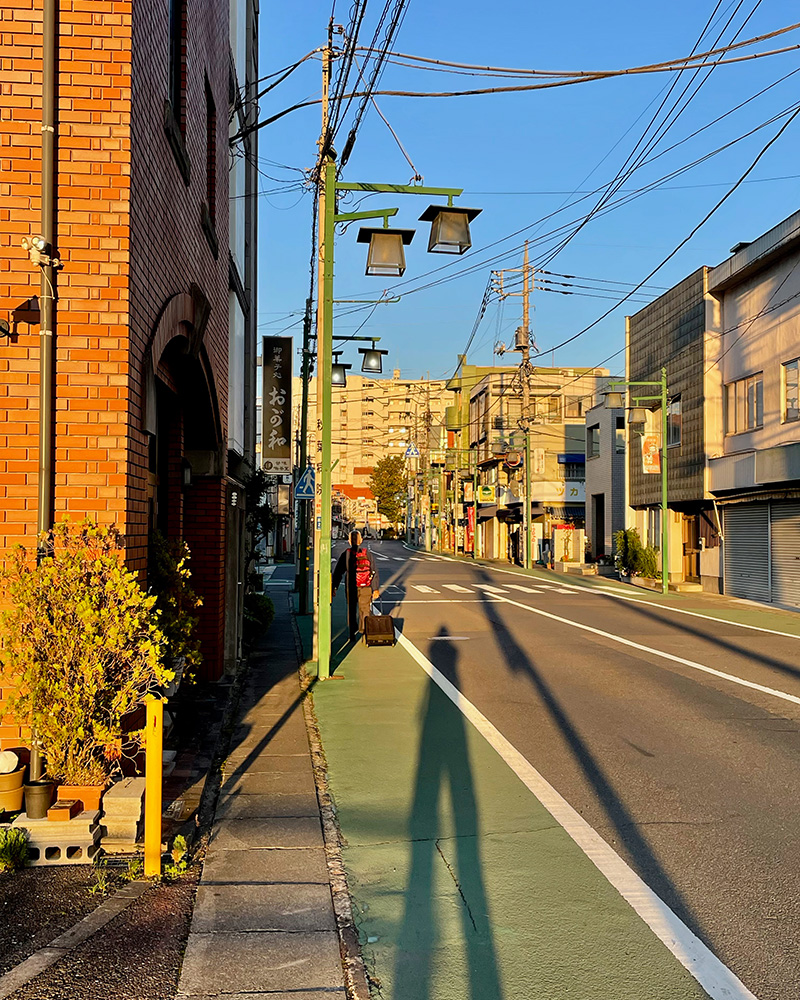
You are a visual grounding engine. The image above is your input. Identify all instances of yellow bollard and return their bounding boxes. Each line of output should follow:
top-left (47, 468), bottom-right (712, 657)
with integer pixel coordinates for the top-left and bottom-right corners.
top-left (144, 696), bottom-right (164, 878)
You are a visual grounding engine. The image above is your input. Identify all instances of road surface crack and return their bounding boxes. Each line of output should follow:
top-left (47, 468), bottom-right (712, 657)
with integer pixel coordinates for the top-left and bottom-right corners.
top-left (435, 839), bottom-right (477, 932)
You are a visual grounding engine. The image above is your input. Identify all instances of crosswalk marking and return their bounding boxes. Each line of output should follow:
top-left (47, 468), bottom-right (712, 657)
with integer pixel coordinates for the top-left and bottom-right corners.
top-left (506, 584), bottom-right (542, 594)
top-left (412, 584), bottom-right (439, 594)
top-left (443, 584), bottom-right (473, 593)
top-left (554, 588), bottom-right (576, 594)
top-left (393, 557), bottom-right (405, 561)
top-left (472, 584), bottom-right (508, 593)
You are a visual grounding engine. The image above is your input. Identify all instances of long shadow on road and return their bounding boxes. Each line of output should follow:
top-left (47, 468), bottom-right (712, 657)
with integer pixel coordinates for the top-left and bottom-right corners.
top-left (393, 626), bottom-right (504, 1000)
top-left (461, 577), bottom-right (711, 949)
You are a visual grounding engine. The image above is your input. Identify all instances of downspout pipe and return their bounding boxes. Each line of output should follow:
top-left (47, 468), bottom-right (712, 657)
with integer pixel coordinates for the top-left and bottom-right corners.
top-left (32, 0), bottom-right (58, 782)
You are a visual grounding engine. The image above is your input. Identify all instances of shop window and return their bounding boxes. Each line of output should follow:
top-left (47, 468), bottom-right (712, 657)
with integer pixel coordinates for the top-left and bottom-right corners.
top-left (587, 424), bottom-right (600, 459)
top-left (784, 358), bottom-right (799, 422)
top-left (667, 395), bottom-right (681, 447)
top-left (725, 373), bottom-right (763, 434)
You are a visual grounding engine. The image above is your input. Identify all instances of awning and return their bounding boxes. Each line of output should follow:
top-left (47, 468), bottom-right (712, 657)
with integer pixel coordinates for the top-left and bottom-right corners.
top-left (477, 504), bottom-right (497, 521)
top-left (547, 505), bottom-right (584, 520)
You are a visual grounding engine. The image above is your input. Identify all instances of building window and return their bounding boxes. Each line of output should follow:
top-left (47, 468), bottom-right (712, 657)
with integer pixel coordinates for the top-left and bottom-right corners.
top-left (564, 461), bottom-right (585, 479)
top-left (615, 415), bottom-right (625, 453)
top-left (587, 424), bottom-right (600, 459)
top-left (205, 80), bottom-right (216, 225)
top-left (667, 395), bottom-right (681, 447)
top-left (647, 508), bottom-right (661, 549)
top-left (725, 372), bottom-right (763, 434)
top-left (564, 397), bottom-right (583, 419)
top-left (784, 358), bottom-right (799, 422)
top-left (169, 0), bottom-right (186, 130)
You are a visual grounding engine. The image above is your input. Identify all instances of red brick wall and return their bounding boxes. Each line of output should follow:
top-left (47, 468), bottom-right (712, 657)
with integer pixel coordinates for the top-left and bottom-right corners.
top-left (0, 0), bottom-right (233, 744)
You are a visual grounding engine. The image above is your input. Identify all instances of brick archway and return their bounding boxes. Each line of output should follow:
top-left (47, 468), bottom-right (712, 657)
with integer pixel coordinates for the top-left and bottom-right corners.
top-left (145, 287), bottom-right (227, 682)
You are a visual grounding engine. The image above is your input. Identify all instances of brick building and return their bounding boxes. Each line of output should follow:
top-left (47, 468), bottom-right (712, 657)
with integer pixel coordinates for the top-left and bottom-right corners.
top-left (0, 0), bottom-right (259, 721)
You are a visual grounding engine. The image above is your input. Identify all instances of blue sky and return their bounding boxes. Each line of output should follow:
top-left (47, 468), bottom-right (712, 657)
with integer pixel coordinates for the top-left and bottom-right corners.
top-left (256, 1), bottom-right (800, 381)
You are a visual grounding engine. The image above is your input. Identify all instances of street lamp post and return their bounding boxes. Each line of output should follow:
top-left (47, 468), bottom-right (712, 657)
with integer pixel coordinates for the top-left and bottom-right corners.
top-left (605, 366), bottom-right (670, 595)
top-left (315, 159), bottom-right (479, 679)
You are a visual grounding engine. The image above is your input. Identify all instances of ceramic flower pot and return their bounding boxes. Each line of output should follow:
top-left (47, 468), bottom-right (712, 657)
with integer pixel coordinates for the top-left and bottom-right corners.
top-left (24, 779), bottom-right (55, 820)
top-left (0, 766), bottom-right (26, 814)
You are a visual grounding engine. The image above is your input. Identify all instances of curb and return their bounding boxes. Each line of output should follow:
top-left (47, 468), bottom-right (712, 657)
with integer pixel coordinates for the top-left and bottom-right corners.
top-left (289, 594), bottom-right (371, 1000)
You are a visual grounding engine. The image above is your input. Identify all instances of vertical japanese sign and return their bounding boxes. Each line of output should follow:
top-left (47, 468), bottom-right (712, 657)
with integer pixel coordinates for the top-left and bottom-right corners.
top-left (641, 433), bottom-right (661, 474)
top-left (262, 336), bottom-right (293, 473)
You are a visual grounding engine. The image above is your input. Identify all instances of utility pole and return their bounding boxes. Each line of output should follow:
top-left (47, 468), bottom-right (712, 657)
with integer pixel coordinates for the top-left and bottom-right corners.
top-left (295, 296), bottom-right (313, 614)
top-left (312, 27), bottom-right (332, 664)
top-left (493, 241), bottom-right (534, 569)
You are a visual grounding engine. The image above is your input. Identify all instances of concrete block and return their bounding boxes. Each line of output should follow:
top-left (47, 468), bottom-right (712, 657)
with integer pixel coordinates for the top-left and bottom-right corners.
top-left (178, 930), bottom-right (343, 995)
top-left (192, 882), bottom-right (336, 933)
top-left (208, 816), bottom-right (324, 853)
top-left (200, 847), bottom-right (330, 886)
top-left (214, 790), bottom-right (319, 820)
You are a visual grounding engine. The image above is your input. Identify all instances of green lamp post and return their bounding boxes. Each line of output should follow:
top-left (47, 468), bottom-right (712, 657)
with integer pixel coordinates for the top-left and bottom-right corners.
top-left (315, 161), bottom-right (481, 679)
top-left (604, 367), bottom-right (670, 595)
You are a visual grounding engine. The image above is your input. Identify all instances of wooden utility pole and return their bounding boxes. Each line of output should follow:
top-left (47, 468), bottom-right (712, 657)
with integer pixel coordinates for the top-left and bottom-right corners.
top-left (311, 28), bottom-right (332, 663)
top-left (493, 241), bottom-right (534, 568)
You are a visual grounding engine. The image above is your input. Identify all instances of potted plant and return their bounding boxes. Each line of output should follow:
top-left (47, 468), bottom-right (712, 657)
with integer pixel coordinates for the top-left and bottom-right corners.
top-left (0, 520), bottom-right (172, 814)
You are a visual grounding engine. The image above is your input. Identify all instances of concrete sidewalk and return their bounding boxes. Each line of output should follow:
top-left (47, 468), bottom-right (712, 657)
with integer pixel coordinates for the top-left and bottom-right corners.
top-left (302, 586), bottom-right (723, 1000)
top-left (177, 581), bottom-right (347, 1000)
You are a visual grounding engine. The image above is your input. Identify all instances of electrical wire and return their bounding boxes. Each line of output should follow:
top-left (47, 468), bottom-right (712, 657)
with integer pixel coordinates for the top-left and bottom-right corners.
top-left (536, 102), bottom-right (800, 360)
top-left (354, 21), bottom-right (800, 78)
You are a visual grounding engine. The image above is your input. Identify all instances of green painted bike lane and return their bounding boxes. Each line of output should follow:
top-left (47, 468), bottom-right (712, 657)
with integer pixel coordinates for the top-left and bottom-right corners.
top-left (299, 597), bottom-right (713, 1000)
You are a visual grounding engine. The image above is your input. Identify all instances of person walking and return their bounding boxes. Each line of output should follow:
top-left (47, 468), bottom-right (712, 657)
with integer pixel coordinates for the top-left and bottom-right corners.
top-left (332, 529), bottom-right (380, 638)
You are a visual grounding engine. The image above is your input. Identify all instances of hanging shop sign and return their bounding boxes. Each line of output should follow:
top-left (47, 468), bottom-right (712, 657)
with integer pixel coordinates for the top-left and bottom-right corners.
top-left (477, 485), bottom-right (495, 502)
top-left (505, 450), bottom-right (522, 469)
top-left (262, 336), bottom-right (293, 473)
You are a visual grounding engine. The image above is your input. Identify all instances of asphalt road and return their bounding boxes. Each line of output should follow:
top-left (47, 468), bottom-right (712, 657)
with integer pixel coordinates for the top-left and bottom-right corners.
top-left (364, 539), bottom-right (800, 1000)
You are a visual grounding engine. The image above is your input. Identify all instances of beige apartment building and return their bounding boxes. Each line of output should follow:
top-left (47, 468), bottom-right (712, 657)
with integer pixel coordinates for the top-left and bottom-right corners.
top-left (292, 370), bottom-right (448, 518)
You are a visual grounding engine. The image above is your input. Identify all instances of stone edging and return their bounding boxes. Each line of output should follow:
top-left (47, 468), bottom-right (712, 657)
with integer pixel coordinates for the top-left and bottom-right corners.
top-left (0, 880), bottom-right (151, 1000)
top-left (288, 593), bottom-right (372, 1000)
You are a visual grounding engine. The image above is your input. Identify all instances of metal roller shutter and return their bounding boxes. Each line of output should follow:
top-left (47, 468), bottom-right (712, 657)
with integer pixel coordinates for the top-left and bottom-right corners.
top-left (723, 503), bottom-right (770, 602)
top-left (770, 502), bottom-right (800, 608)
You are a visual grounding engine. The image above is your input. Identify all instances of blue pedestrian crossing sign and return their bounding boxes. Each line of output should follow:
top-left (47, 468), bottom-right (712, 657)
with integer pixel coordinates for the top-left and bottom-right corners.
top-left (405, 443), bottom-right (420, 458)
top-left (294, 466), bottom-right (316, 500)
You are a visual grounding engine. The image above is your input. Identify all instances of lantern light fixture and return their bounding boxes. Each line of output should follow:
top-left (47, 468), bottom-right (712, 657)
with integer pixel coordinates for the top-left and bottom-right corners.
top-left (357, 226), bottom-right (415, 277)
top-left (359, 341), bottom-right (389, 373)
top-left (603, 390), bottom-right (625, 409)
top-left (418, 205), bottom-right (482, 255)
top-left (628, 406), bottom-right (649, 425)
top-left (331, 352), bottom-right (352, 386)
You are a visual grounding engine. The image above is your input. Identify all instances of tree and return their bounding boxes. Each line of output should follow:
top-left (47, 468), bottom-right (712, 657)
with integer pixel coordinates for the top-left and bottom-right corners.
top-left (369, 456), bottom-right (408, 526)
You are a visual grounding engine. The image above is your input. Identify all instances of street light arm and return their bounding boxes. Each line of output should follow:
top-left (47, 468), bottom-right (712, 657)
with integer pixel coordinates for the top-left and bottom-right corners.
top-left (334, 208), bottom-right (399, 224)
top-left (337, 181), bottom-right (463, 201)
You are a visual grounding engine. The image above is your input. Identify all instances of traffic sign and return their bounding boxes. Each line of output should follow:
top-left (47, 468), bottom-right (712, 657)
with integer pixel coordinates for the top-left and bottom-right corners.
top-left (294, 466), bottom-right (316, 500)
top-left (405, 443), bottom-right (420, 458)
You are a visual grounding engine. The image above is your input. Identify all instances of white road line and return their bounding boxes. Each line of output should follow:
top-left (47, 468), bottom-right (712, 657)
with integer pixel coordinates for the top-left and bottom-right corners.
top-left (393, 557), bottom-right (405, 561)
top-left (472, 584), bottom-right (508, 594)
top-left (396, 599), bottom-right (502, 604)
top-left (411, 584), bottom-right (439, 594)
top-left (395, 627), bottom-right (757, 1000)
top-left (409, 557), bottom-right (423, 561)
top-left (443, 584), bottom-right (474, 594)
top-left (506, 584), bottom-right (543, 594)
top-left (428, 635), bottom-right (471, 640)
top-left (374, 554), bottom-right (390, 561)
top-left (493, 593), bottom-right (800, 708)
top-left (425, 549), bottom-right (800, 642)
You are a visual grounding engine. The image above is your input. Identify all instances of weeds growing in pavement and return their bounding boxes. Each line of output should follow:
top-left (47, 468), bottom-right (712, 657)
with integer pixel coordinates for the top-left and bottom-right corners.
top-left (0, 828), bottom-right (30, 873)
top-left (122, 856), bottom-right (144, 881)
top-left (162, 834), bottom-right (189, 881)
top-left (90, 856), bottom-right (112, 895)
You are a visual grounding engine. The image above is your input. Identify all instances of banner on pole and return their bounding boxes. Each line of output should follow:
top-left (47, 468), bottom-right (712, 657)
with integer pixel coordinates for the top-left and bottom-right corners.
top-left (262, 336), bottom-right (293, 473)
top-left (641, 433), bottom-right (661, 474)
